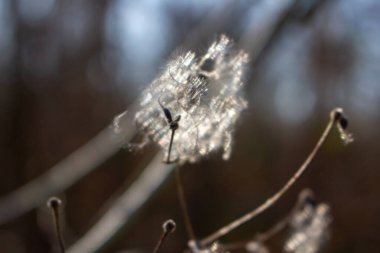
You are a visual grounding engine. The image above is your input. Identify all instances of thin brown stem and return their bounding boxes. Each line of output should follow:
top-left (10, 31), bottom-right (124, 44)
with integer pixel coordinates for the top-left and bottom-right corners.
top-left (153, 219), bottom-right (176, 253)
top-left (176, 166), bottom-right (196, 240)
top-left (47, 197), bottom-right (65, 253)
top-left (199, 108), bottom-right (340, 247)
top-left (221, 215), bottom-right (289, 251)
top-left (153, 232), bottom-right (169, 253)
top-left (219, 213), bottom-right (289, 252)
top-left (167, 129), bottom-right (176, 163)
top-left (254, 189), bottom-right (314, 244)
top-left (221, 189), bottom-right (312, 251)
top-left (256, 213), bottom-right (289, 243)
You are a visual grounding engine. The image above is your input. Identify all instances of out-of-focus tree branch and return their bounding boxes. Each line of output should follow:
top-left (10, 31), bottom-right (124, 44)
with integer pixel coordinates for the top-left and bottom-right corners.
top-left (67, 152), bottom-right (176, 253)
top-left (0, 109), bottom-right (136, 225)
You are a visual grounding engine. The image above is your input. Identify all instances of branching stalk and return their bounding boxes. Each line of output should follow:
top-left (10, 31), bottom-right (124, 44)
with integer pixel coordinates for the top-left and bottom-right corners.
top-left (220, 189), bottom-right (314, 251)
top-left (199, 108), bottom-right (342, 247)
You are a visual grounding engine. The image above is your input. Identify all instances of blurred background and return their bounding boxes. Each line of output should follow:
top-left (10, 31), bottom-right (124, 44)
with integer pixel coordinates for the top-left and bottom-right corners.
top-left (0, 0), bottom-right (379, 252)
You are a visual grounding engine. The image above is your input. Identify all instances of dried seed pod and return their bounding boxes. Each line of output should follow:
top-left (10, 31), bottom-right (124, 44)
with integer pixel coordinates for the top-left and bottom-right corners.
top-left (162, 219), bottom-right (176, 233)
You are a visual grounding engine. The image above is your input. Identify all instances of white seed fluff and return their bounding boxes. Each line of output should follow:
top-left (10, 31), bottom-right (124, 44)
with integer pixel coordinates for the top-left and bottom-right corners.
top-left (134, 35), bottom-right (249, 163)
top-left (284, 202), bottom-right (331, 253)
top-left (188, 241), bottom-right (224, 253)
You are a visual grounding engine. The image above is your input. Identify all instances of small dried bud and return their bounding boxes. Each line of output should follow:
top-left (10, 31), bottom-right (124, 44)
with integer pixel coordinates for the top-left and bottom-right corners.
top-left (331, 107), bottom-right (354, 145)
top-left (299, 189), bottom-right (317, 207)
top-left (332, 108), bottom-right (343, 122)
top-left (163, 219), bottom-right (176, 233)
top-left (47, 196), bottom-right (62, 209)
top-left (338, 117), bottom-right (348, 130)
top-left (304, 194), bottom-right (317, 208)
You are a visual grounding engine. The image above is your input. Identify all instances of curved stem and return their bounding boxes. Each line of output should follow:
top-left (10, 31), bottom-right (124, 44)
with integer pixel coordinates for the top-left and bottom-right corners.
top-left (153, 232), bottom-right (169, 253)
top-left (199, 108), bottom-right (339, 247)
top-left (220, 189), bottom-right (314, 251)
top-left (50, 202), bottom-right (65, 253)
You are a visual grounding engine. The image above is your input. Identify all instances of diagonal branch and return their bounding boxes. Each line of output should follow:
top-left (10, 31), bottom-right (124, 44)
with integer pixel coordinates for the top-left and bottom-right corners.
top-left (67, 152), bottom-right (176, 253)
top-left (0, 109), bottom-right (136, 225)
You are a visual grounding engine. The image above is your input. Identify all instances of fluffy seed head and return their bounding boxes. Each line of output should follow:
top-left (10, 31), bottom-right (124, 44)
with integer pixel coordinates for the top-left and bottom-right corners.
top-left (284, 200), bottom-right (331, 253)
top-left (134, 35), bottom-right (249, 163)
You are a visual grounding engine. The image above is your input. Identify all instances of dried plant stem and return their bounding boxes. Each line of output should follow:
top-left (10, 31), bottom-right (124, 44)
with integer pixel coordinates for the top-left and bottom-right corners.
top-left (221, 189), bottom-right (310, 251)
top-left (153, 231), bottom-right (169, 253)
top-left (48, 197), bottom-right (65, 253)
top-left (176, 166), bottom-right (196, 240)
top-left (167, 129), bottom-right (176, 163)
top-left (53, 211), bottom-right (65, 253)
top-left (255, 191), bottom-right (311, 243)
top-left (199, 109), bottom-right (338, 246)
top-left (220, 214), bottom-right (289, 252)
top-left (153, 219), bottom-right (176, 253)
top-left (255, 212), bottom-right (290, 243)
top-left (222, 223), bottom-right (288, 252)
